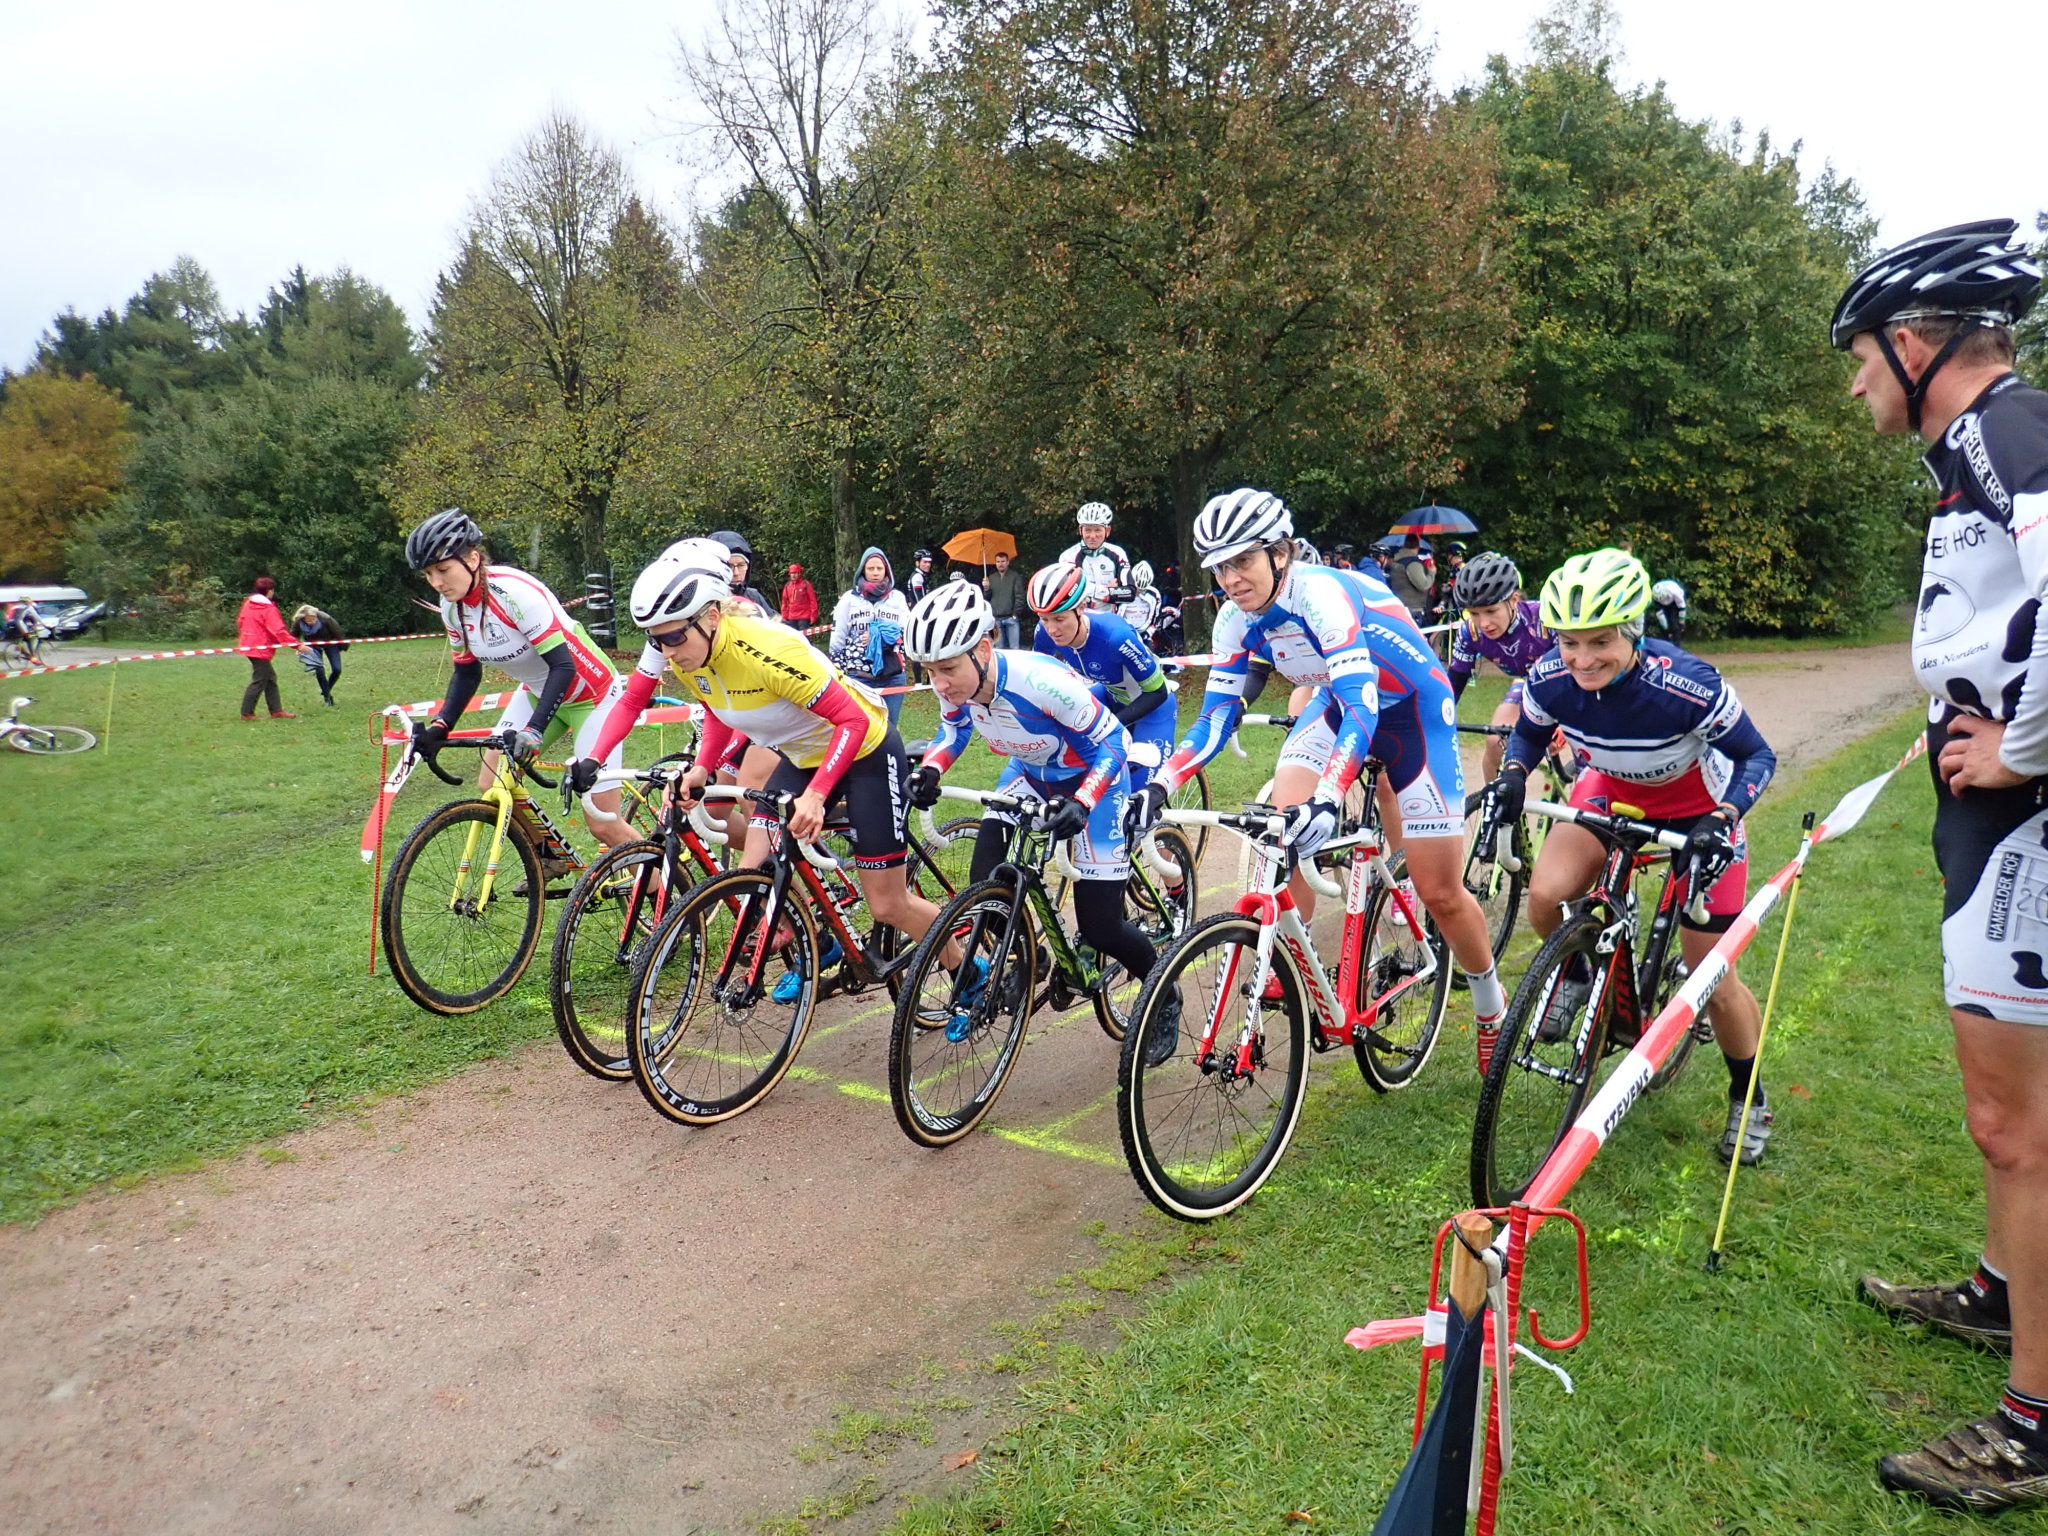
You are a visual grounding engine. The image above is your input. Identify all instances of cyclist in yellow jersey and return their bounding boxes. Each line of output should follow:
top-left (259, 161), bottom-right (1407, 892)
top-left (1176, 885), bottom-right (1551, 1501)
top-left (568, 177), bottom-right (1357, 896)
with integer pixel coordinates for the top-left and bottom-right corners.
top-left (577, 540), bottom-right (946, 977)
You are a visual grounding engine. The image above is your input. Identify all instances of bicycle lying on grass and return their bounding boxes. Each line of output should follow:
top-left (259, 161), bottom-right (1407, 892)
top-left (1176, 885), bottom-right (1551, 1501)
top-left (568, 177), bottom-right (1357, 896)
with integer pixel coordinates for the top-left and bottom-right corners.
top-left (1, 696), bottom-right (95, 754)
top-left (1117, 757), bottom-right (1451, 1221)
top-left (886, 784), bottom-right (1197, 1148)
top-left (378, 731), bottom-right (583, 1014)
top-left (1468, 797), bottom-right (1712, 1208)
top-left (622, 785), bottom-right (976, 1127)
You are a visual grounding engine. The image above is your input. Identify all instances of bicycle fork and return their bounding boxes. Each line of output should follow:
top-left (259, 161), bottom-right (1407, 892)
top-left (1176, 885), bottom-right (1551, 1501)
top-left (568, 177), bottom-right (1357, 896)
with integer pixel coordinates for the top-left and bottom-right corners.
top-left (451, 784), bottom-right (517, 910)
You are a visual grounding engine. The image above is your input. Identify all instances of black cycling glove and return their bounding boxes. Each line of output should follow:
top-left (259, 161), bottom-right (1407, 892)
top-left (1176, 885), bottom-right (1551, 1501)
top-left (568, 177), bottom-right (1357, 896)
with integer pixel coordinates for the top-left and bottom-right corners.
top-left (1042, 796), bottom-right (1092, 841)
top-left (908, 764), bottom-right (943, 810)
top-left (1489, 767), bottom-right (1527, 826)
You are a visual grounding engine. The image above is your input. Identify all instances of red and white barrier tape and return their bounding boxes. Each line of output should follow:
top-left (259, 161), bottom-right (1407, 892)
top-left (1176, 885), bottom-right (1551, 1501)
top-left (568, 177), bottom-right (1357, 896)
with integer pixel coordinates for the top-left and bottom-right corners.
top-left (2, 630), bottom-right (442, 681)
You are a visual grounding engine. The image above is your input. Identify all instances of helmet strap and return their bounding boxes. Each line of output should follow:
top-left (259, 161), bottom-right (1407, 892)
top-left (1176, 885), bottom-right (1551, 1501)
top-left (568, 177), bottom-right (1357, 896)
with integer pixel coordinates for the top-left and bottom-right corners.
top-left (1878, 321), bottom-right (1988, 434)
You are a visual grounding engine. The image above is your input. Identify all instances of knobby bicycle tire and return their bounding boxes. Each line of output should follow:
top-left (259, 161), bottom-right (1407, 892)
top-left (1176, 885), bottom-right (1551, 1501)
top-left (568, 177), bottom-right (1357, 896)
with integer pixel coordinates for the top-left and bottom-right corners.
top-left (1117, 912), bottom-right (1310, 1221)
top-left (887, 878), bottom-right (1036, 1148)
top-left (1644, 946), bottom-right (1701, 1093)
top-left (1095, 824), bottom-right (1199, 1042)
top-left (550, 839), bottom-right (676, 1080)
top-left (1168, 769), bottom-right (1212, 866)
top-left (1469, 909), bottom-right (1612, 1208)
top-left (8, 722), bottom-right (96, 754)
top-left (1460, 789), bottom-right (1528, 964)
top-left (626, 867), bottom-right (820, 1126)
top-left (1353, 867), bottom-right (1452, 1092)
top-left (379, 800), bottom-right (545, 1015)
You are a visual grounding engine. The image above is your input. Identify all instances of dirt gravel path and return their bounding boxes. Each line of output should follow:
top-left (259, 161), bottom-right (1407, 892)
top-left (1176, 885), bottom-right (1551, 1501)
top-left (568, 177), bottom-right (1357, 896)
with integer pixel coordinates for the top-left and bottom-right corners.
top-left (0, 644), bottom-right (1925, 1536)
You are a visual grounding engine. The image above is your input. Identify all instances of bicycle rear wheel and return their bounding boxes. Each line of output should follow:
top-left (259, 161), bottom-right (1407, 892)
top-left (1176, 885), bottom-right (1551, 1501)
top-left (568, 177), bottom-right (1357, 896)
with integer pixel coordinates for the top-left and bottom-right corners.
top-left (1095, 826), bottom-right (1198, 1041)
top-left (1352, 868), bottom-right (1451, 1091)
top-left (550, 840), bottom-right (675, 1080)
top-left (1117, 913), bottom-right (1310, 1220)
top-left (888, 878), bottom-right (1036, 1147)
top-left (10, 722), bottom-right (95, 753)
top-left (380, 801), bottom-right (544, 1014)
top-left (627, 868), bottom-right (819, 1125)
top-left (1469, 910), bottom-right (1612, 1207)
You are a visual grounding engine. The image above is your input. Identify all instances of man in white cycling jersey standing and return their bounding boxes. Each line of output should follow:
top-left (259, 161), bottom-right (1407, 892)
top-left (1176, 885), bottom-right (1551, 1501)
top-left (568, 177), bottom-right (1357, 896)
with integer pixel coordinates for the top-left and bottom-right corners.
top-left (1060, 503), bottom-right (1133, 611)
top-left (1834, 220), bottom-right (2048, 1514)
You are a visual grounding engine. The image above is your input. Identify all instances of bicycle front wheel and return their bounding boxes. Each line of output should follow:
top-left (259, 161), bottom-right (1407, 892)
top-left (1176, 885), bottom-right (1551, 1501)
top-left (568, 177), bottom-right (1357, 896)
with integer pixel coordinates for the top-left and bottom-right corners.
top-left (1461, 790), bottom-right (1527, 964)
top-left (379, 801), bottom-right (544, 1014)
top-left (550, 840), bottom-right (674, 1080)
top-left (888, 878), bottom-right (1036, 1148)
top-left (627, 868), bottom-right (819, 1126)
top-left (10, 723), bottom-right (96, 754)
top-left (1117, 913), bottom-right (1309, 1221)
top-left (1469, 910), bottom-right (1612, 1207)
top-left (1095, 826), bottom-right (1198, 1041)
top-left (1352, 867), bottom-right (1451, 1092)
top-left (1644, 945), bottom-right (1700, 1093)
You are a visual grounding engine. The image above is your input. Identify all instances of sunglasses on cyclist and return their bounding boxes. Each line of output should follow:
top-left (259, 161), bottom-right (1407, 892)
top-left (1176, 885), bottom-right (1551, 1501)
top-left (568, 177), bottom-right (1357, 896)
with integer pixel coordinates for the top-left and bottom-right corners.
top-left (648, 624), bottom-right (699, 650)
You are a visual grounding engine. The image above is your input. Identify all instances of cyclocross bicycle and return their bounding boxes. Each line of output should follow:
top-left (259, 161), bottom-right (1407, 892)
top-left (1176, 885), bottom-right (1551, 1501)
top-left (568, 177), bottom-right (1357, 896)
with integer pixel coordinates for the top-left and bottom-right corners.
top-left (885, 783), bottom-right (1197, 1148)
top-left (1468, 797), bottom-right (1712, 1208)
top-left (622, 784), bottom-right (975, 1127)
top-left (378, 731), bottom-right (581, 1014)
top-left (1, 696), bottom-right (95, 754)
top-left (1116, 758), bottom-right (1452, 1220)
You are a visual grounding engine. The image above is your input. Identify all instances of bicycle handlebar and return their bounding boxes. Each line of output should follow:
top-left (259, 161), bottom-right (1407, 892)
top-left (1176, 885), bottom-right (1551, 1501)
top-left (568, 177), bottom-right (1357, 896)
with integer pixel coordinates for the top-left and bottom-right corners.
top-left (573, 760), bottom-right (692, 824)
top-left (409, 732), bottom-right (560, 790)
top-left (1528, 798), bottom-right (1713, 924)
top-left (1159, 804), bottom-right (1347, 899)
top-left (696, 784), bottom-right (839, 871)
top-left (1457, 722), bottom-right (1514, 738)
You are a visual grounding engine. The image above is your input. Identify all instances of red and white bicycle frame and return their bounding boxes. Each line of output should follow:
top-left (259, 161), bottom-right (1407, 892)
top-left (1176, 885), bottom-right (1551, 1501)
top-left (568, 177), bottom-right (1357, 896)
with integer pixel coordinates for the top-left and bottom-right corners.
top-left (1162, 806), bottom-right (1440, 1062)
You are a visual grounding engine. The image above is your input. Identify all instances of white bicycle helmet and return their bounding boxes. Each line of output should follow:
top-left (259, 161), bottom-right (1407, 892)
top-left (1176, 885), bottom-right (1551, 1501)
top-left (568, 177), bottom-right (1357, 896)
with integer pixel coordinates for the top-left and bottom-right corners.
top-left (631, 538), bottom-right (733, 628)
top-left (905, 581), bottom-right (995, 662)
top-left (1193, 488), bottom-right (1293, 568)
top-left (1076, 501), bottom-right (1114, 528)
top-left (1294, 539), bottom-right (1322, 566)
top-left (1131, 560), bottom-right (1154, 588)
top-left (1652, 579), bottom-right (1686, 607)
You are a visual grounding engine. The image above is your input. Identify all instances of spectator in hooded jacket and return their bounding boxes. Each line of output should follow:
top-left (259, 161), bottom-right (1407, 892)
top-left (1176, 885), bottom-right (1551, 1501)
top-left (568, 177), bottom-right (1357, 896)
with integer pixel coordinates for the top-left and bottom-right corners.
top-left (829, 548), bottom-right (913, 730)
top-left (780, 563), bottom-right (820, 627)
top-left (290, 603), bottom-right (347, 706)
top-left (237, 576), bottom-right (311, 719)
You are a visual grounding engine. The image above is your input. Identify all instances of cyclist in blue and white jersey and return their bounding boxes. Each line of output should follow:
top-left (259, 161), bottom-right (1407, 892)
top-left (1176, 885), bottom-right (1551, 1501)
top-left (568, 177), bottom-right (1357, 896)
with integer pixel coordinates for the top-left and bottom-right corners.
top-left (904, 582), bottom-right (1167, 1055)
top-left (1059, 503), bottom-right (1134, 610)
top-left (1488, 548), bottom-right (1775, 1162)
top-left (1135, 488), bottom-right (1509, 1061)
top-left (404, 509), bottom-right (636, 874)
top-left (1028, 563), bottom-right (1175, 792)
top-left (1447, 552), bottom-right (1553, 781)
top-left (1118, 560), bottom-right (1164, 641)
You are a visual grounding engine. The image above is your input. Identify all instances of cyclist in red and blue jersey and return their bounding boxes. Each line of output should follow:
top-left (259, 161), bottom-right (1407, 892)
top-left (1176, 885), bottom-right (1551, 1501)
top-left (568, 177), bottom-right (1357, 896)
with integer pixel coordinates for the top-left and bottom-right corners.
top-left (1448, 552), bottom-right (1552, 782)
top-left (1488, 548), bottom-right (1776, 1163)
top-left (1136, 488), bottom-right (1510, 1055)
top-left (1027, 563), bottom-right (1176, 792)
top-left (905, 581), bottom-right (1168, 1057)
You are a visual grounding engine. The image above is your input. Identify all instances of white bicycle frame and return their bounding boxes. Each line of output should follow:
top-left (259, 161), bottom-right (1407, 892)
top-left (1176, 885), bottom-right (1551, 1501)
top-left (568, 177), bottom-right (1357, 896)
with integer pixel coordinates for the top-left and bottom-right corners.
top-left (919, 785), bottom-right (1186, 886)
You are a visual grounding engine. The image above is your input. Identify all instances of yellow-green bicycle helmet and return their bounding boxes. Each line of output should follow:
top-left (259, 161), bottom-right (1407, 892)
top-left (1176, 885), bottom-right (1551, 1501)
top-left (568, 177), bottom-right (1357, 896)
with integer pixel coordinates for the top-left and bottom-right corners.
top-left (1540, 548), bottom-right (1652, 631)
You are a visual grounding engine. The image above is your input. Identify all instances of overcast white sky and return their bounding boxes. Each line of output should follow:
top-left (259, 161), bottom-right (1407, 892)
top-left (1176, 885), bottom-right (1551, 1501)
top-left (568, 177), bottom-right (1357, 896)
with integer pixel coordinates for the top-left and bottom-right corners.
top-left (4, 0), bottom-right (2044, 371)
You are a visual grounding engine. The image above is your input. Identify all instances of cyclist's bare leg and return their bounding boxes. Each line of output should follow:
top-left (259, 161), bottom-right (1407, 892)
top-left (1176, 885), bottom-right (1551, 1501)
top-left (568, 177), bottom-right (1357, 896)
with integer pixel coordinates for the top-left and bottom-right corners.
top-left (1524, 821), bottom-right (1605, 940)
top-left (1483, 698), bottom-right (1520, 782)
top-left (1952, 1011), bottom-right (2048, 1396)
top-left (1400, 834), bottom-right (1500, 974)
top-left (1680, 924), bottom-right (1760, 1058)
top-left (583, 788), bottom-right (635, 850)
top-left (858, 864), bottom-right (963, 969)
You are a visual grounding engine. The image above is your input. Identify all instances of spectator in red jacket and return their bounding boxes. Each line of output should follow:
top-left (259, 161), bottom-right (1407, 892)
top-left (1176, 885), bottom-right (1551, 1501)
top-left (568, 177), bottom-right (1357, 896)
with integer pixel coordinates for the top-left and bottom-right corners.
top-left (236, 575), bottom-right (310, 719)
top-left (780, 562), bottom-right (820, 627)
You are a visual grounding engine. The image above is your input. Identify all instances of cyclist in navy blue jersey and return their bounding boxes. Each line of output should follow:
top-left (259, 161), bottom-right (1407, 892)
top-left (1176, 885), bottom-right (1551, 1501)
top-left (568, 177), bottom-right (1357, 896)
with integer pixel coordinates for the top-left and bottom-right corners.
top-left (1028, 563), bottom-right (1175, 795)
top-left (1828, 220), bottom-right (2048, 1514)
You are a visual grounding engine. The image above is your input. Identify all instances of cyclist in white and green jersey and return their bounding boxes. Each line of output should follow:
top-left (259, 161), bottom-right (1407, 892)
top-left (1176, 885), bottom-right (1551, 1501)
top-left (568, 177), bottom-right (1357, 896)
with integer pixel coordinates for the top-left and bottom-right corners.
top-left (404, 510), bottom-right (636, 866)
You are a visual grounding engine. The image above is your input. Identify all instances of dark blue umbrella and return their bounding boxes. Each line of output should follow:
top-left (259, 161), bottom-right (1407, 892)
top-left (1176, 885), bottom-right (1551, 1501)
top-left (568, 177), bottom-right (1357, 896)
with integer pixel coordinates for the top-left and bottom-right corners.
top-left (1371, 1294), bottom-right (1488, 1535)
top-left (1389, 505), bottom-right (1479, 537)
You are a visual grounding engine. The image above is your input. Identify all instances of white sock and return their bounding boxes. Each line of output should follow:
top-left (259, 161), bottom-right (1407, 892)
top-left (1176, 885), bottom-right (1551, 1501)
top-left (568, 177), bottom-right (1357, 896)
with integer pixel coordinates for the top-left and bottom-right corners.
top-left (1465, 967), bottom-right (1505, 1020)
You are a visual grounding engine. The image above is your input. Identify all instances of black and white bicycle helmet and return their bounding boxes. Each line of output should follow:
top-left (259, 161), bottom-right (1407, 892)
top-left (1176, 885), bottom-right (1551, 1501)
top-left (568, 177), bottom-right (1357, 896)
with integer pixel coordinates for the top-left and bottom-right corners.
top-left (1832, 219), bottom-right (2042, 429)
top-left (631, 538), bottom-right (733, 628)
top-left (905, 581), bottom-right (995, 662)
top-left (405, 508), bottom-right (485, 571)
top-left (1131, 560), bottom-right (1154, 588)
top-left (1453, 551), bottom-right (1521, 609)
top-left (1076, 501), bottom-right (1113, 527)
top-left (1193, 488), bottom-right (1293, 568)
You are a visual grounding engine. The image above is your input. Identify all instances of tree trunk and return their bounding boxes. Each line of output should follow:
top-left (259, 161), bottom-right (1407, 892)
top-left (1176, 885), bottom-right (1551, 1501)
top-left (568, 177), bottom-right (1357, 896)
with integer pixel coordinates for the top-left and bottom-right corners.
top-left (832, 441), bottom-right (861, 592)
top-left (576, 492), bottom-right (614, 645)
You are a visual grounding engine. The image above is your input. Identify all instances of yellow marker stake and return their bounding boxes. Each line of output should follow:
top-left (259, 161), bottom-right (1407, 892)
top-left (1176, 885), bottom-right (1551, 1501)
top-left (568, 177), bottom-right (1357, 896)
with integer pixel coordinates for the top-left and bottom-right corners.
top-left (1707, 812), bottom-right (1814, 1272)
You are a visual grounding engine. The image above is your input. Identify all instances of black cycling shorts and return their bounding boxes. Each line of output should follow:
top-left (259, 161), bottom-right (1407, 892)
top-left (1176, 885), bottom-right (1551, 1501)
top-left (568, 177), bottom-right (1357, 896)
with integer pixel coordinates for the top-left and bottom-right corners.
top-left (764, 730), bottom-right (909, 871)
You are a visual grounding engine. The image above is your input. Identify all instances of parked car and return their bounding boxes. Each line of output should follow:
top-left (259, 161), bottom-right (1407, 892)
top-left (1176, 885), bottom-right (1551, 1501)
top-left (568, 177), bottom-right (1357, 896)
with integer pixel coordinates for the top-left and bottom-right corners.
top-left (0, 585), bottom-right (107, 640)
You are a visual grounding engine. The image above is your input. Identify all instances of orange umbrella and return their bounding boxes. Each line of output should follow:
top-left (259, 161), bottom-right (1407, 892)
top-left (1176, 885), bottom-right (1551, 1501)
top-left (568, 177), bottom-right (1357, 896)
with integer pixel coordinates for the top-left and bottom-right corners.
top-left (942, 527), bottom-right (1017, 564)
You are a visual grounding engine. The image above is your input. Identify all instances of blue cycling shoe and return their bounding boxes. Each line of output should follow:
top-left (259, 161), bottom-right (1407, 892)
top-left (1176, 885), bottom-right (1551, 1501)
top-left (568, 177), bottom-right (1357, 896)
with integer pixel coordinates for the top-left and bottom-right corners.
top-left (945, 956), bottom-right (991, 1043)
top-left (772, 936), bottom-right (843, 1004)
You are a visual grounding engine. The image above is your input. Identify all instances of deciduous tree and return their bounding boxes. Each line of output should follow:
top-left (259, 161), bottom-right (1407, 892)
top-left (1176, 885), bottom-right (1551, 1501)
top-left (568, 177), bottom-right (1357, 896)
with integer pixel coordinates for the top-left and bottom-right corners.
top-left (0, 373), bottom-right (132, 581)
